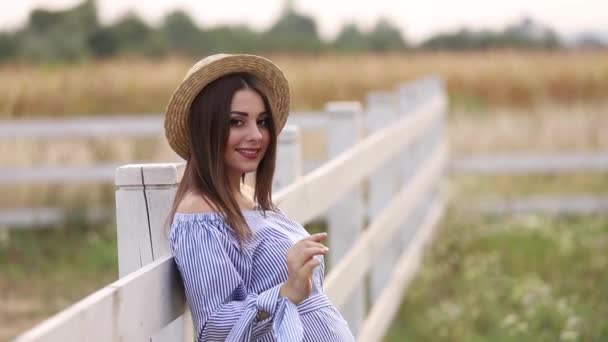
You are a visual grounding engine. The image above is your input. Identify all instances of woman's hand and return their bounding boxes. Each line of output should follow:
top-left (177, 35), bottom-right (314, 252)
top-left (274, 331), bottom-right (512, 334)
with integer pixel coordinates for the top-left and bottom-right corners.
top-left (280, 233), bottom-right (328, 304)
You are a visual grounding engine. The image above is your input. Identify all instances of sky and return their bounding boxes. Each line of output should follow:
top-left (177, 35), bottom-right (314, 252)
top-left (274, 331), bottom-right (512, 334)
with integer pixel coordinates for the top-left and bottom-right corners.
top-left (0, 0), bottom-right (606, 43)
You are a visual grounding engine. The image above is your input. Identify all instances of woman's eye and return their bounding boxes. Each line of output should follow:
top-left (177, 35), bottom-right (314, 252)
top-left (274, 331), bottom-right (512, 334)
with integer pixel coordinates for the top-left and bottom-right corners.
top-left (258, 118), bottom-right (270, 127)
top-left (230, 119), bottom-right (243, 126)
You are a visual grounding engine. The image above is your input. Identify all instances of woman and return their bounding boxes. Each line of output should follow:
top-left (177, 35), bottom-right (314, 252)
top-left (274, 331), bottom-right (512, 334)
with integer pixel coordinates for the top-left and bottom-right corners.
top-left (164, 54), bottom-right (354, 341)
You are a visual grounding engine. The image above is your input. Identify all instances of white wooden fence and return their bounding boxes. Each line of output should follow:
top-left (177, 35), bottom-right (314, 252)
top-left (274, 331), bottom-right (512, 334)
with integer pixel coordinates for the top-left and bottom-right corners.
top-left (15, 77), bottom-right (448, 341)
top-left (3, 108), bottom-right (608, 227)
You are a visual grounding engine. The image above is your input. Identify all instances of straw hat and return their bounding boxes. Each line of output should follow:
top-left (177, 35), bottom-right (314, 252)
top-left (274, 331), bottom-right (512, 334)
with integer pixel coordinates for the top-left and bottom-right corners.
top-left (164, 54), bottom-right (291, 160)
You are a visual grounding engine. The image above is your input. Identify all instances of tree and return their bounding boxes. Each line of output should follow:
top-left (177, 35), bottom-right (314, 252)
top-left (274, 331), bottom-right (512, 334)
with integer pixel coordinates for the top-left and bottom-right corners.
top-left (367, 18), bottom-right (407, 52)
top-left (263, 9), bottom-right (323, 52)
top-left (162, 10), bottom-right (206, 56)
top-left (205, 25), bottom-right (261, 54)
top-left (108, 13), bottom-right (167, 57)
top-left (19, 0), bottom-right (99, 62)
top-left (88, 27), bottom-right (119, 58)
top-left (332, 23), bottom-right (369, 52)
top-left (0, 32), bottom-right (17, 61)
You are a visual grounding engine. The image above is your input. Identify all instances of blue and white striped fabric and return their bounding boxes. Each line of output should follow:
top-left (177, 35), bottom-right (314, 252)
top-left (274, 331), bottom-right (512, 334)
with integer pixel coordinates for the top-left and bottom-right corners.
top-left (169, 207), bottom-right (355, 342)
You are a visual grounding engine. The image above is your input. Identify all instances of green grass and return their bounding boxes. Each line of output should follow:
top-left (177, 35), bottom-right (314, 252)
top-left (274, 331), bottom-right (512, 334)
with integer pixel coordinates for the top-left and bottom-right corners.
top-left (384, 211), bottom-right (608, 341)
top-left (0, 221), bottom-right (118, 340)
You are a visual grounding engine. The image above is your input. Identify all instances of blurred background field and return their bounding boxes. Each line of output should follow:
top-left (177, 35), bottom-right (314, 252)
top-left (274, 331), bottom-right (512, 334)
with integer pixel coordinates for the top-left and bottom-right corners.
top-left (1, 52), bottom-right (608, 118)
top-left (1, 0), bottom-right (607, 340)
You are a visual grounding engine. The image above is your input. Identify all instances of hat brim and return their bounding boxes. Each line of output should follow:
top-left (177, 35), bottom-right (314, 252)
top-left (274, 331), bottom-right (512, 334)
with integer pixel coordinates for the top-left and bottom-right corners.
top-left (164, 54), bottom-right (290, 160)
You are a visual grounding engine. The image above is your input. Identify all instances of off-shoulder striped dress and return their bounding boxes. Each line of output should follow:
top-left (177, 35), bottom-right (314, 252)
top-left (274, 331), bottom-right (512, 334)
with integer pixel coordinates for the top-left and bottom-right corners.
top-left (168, 207), bottom-right (355, 342)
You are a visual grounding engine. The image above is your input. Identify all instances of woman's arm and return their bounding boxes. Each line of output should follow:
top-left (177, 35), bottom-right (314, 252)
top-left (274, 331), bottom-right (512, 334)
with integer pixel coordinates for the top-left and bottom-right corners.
top-left (169, 220), bottom-right (302, 341)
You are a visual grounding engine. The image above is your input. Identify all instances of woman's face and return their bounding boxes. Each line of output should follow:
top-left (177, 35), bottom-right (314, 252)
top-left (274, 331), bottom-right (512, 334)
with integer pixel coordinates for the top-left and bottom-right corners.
top-left (224, 88), bottom-right (271, 178)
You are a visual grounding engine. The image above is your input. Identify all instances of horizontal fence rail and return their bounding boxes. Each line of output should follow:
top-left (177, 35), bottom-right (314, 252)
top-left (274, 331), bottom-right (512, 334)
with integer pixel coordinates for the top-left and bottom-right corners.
top-left (3, 153), bottom-right (608, 186)
top-left (0, 207), bottom-right (110, 228)
top-left (0, 112), bottom-right (326, 138)
top-left (451, 153), bottom-right (608, 174)
top-left (15, 255), bottom-right (185, 342)
top-left (0, 115), bottom-right (162, 138)
top-left (473, 195), bottom-right (608, 215)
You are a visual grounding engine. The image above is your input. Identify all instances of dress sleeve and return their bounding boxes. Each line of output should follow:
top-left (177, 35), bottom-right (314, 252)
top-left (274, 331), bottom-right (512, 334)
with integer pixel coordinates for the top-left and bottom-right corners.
top-left (169, 219), bottom-right (304, 342)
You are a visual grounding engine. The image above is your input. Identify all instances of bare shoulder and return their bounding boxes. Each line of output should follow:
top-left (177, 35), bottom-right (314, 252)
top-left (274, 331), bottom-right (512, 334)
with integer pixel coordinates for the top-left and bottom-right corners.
top-left (176, 192), bottom-right (216, 213)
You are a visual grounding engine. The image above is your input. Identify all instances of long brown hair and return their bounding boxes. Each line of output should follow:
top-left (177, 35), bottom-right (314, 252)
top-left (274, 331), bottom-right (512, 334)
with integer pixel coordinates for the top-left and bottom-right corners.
top-left (165, 72), bottom-right (277, 244)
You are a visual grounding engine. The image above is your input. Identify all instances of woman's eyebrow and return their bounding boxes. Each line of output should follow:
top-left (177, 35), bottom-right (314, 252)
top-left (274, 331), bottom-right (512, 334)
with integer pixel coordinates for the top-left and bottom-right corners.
top-left (230, 111), bottom-right (269, 116)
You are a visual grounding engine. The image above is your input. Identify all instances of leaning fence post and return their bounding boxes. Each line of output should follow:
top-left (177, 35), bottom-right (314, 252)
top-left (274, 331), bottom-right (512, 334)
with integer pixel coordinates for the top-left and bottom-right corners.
top-left (115, 163), bottom-right (193, 342)
top-left (274, 125), bottom-right (302, 191)
top-left (325, 101), bottom-right (365, 336)
top-left (366, 91), bottom-right (400, 304)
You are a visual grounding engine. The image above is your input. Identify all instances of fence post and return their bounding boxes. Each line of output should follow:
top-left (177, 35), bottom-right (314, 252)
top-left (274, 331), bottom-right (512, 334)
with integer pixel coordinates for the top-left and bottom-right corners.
top-left (274, 125), bottom-right (302, 191)
top-left (115, 163), bottom-right (193, 342)
top-left (325, 101), bottom-right (365, 336)
top-left (396, 82), bottom-right (426, 249)
top-left (366, 91), bottom-right (400, 304)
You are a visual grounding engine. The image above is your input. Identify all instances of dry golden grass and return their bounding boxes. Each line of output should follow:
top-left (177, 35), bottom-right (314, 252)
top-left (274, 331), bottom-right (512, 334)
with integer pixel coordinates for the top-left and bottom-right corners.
top-left (1, 51), bottom-right (607, 118)
top-left (450, 102), bottom-right (608, 155)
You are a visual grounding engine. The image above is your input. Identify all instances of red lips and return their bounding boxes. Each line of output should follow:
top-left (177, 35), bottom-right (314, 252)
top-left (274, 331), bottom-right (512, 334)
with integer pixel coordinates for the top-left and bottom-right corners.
top-left (236, 148), bottom-right (260, 159)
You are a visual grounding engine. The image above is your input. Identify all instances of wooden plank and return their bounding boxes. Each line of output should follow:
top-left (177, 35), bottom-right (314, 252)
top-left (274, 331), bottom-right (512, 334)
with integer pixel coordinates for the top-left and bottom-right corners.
top-left (274, 125), bottom-right (303, 191)
top-left (141, 163), bottom-right (184, 259)
top-left (0, 165), bottom-right (120, 185)
top-left (366, 90), bottom-right (400, 304)
top-left (0, 113), bottom-right (325, 139)
top-left (115, 168), bottom-right (153, 278)
top-left (0, 115), bottom-right (163, 139)
top-left (0, 207), bottom-right (109, 229)
top-left (141, 163), bottom-right (185, 186)
top-left (15, 256), bottom-right (186, 342)
top-left (137, 163), bottom-right (190, 341)
top-left (144, 188), bottom-right (177, 261)
top-left (324, 142), bottom-right (446, 308)
top-left (451, 153), bottom-right (608, 174)
top-left (357, 199), bottom-right (445, 342)
top-left (325, 101), bottom-right (365, 335)
top-left (286, 113), bottom-right (328, 130)
top-left (275, 94), bottom-right (444, 224)
top-left (475, 195), bottom-right (608, 215)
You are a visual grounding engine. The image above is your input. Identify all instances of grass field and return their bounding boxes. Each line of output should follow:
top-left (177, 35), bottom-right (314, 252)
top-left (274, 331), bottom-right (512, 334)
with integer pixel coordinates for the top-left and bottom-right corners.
top-left (384, 211), bottom-right (608, 341)
top-left (1, 51), bottom-right (607, 118)
top-left (0, 220), bottom-right (117, 340)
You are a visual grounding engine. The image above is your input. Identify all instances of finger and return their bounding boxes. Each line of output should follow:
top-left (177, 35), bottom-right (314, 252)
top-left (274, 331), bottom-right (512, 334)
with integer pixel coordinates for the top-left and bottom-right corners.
top-left (300, 257), bottom-right (322, 276)
top-left (297, 240), bottom-right (327, 249)
top-left (301, 232), bottom-right (327, 243)
top-left (295, 247), bottom-right (328, 266)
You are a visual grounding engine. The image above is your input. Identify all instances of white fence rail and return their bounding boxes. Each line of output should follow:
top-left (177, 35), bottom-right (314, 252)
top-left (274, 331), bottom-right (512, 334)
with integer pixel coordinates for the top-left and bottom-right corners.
top-left (0, 112), bottom-right (327, 138)
top-left (451, 153), bottom-right (608, 174)
top-left (2, 153), bottom-right (607, 186)
top-left (17, 77), bottom-right (448, 341)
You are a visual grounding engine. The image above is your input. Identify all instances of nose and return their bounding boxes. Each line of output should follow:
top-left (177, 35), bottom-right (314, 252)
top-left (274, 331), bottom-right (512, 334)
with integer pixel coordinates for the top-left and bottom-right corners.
top-left (245, 122), bottom-right (263, 142)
